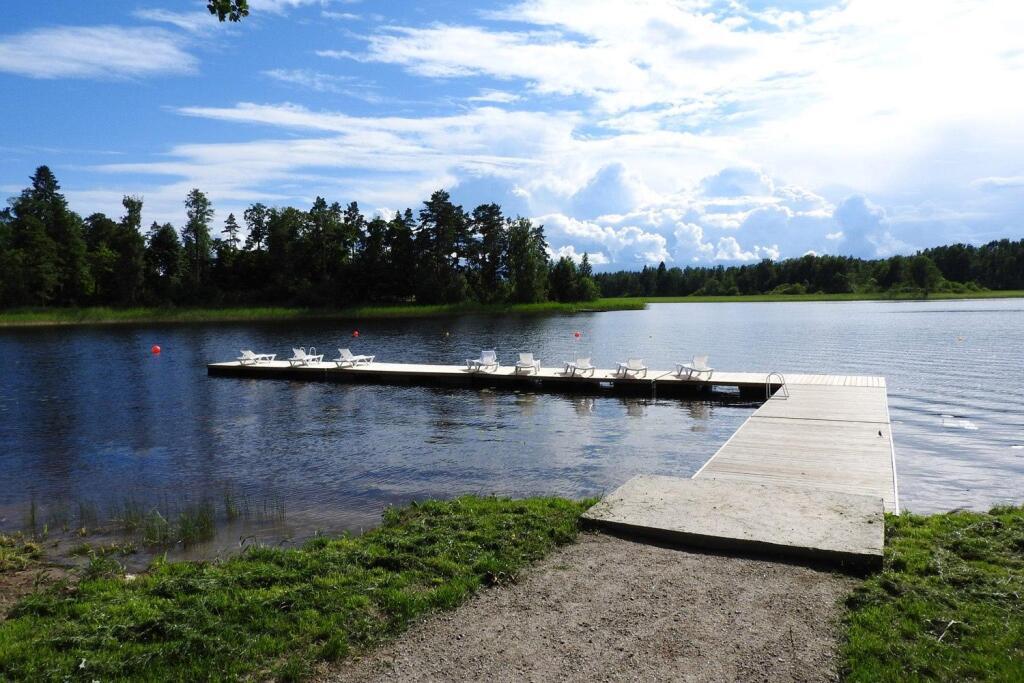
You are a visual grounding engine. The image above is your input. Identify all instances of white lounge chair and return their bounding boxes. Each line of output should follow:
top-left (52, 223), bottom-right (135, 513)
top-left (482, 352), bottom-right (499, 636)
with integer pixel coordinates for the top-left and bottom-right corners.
top-left (514, 352), bottom-right (541, 374)
top-left (287, 347), bottom-right (323, 366)
top-left (616, 358), bottom-right (648, 378)
top-left (563, 357), bottom-right (595, 377)
top-left (335, 348), bottom-right (375, 367)
top-left (237, 349), bottom-right (275, 365)
top-left (467, 349), bottom-right (499, 372)
top-left (676, 355), bottom-right (714, 380)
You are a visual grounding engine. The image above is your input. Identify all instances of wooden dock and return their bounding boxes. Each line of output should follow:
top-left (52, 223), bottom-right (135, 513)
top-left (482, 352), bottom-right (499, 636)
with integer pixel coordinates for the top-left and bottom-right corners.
top-left (209, 359), bottom-right (898, 568)
top-left (695, 379), bottom-right (899, 513)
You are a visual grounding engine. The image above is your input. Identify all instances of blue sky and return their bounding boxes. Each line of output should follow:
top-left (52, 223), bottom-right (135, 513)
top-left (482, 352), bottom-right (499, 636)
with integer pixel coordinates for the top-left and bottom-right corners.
top-left (2, 0), bottom-right (1022, 269)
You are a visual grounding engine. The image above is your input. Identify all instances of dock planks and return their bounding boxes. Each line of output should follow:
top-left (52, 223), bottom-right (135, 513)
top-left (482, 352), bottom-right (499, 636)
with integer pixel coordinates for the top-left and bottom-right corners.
top-left (694, 380), bottom-right (899, 513)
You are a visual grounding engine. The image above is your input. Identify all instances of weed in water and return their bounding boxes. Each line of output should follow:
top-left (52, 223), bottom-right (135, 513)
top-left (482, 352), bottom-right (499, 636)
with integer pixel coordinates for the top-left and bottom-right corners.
top-left (142, 510), bottom-right (173, 546)
top-left (178, 501), bottom-right (216, 546)
top-left (24, 498), bottom-right (37, 537)
top-left (76, 500), bottom-right (98, 531)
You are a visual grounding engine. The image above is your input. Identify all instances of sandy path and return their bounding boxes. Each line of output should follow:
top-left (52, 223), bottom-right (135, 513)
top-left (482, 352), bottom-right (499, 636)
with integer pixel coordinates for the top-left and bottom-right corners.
top-left (322, 532), bottom-right (857, 682)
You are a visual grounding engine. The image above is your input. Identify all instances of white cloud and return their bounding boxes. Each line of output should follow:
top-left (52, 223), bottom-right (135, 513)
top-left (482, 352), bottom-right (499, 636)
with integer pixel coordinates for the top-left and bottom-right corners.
top-left (970, 175), bottom-right (1024, 190)
top-left (263, 69), bottom-right (354, 93)
top-left (468, 89), bottom-right (521, 104)
top-left (133, 9), bottom-right (217, 34)
top-left (549, 244), bottom-right (609, 265)
top-left (0, 26), bottom-right (196, 79)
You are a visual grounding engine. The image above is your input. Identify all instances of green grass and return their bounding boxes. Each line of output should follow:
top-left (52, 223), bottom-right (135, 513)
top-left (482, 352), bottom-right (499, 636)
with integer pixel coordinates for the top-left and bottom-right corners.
top-left (0, 535), bottom-right (41, 573)
top-left (0, 300), bottom-right (642, 327)
top-left (843, 505), bottom-right (1024, 681)
top-left (2, 291), bottom-right (1021, 326)
top-left (0, 495), bottom-right (592, 681)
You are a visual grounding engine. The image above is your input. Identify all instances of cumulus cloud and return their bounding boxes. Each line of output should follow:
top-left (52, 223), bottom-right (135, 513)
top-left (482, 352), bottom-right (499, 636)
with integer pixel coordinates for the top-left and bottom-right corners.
top-left (832, 195), bottom-right (912, 258)
top-left (0, 26), bottom-right (196, 79)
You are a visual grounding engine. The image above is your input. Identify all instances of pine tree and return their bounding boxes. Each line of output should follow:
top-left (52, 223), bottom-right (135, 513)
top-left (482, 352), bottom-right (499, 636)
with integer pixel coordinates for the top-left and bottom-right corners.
top-left (415, 190), bottom-right (470, 304)
top-left (182, 189), bottom-right (214, 294)
top-left (469, 203), bottom-right (507, 302)
top-left (243, 203), bottom-right (269, 252)
top-left (223, 213), bottom-right (241, 249)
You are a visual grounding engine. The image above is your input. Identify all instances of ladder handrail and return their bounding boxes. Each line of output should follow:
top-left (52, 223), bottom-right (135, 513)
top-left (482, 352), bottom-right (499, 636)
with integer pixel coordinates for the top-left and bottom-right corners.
top-left (766, 372), bottom-right (788, 400)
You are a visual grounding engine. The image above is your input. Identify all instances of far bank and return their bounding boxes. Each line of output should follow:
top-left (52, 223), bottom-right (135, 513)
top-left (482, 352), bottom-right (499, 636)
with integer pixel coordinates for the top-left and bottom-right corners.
top-left (1, 290), bottom-right (1022, 327)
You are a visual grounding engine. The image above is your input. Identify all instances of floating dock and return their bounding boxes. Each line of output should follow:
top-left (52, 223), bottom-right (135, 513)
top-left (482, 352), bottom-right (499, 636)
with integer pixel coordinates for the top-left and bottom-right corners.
top-left (208, 359), bottom-right (897, 569)
top-left (207, 359), bottom-right (881, 398)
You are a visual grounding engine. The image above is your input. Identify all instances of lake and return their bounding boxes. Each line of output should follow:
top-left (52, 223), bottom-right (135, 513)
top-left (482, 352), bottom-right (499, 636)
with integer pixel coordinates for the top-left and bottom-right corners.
top-left (1, 299), bottom-right (1022, 558)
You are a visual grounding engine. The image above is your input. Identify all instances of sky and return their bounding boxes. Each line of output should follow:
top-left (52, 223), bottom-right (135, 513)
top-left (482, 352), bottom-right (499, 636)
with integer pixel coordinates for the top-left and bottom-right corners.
top-left (1, 0), bottom-right (1023, 270)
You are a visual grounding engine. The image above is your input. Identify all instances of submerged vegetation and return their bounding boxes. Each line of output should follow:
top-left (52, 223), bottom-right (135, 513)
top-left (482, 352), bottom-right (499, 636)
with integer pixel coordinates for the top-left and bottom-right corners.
top-left (0, 496), bottom-right (591, 681)
top-left (843, 505), bottom-right (1024, 681)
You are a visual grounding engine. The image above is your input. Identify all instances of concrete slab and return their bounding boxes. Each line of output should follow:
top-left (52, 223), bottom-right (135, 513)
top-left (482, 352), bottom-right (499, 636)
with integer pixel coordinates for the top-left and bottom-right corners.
top-left (582, 475), bottom-right (884, 571)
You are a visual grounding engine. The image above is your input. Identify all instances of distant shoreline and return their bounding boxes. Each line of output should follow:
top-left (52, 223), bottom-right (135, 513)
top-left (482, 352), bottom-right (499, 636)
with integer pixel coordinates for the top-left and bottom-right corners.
top-left (1, 290), bottom-right (1022, 327)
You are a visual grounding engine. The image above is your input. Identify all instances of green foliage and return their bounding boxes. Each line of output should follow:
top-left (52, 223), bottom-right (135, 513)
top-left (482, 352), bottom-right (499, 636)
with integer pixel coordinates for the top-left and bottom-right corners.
top-left (596, 242), bottom-right (1024, 298)
top-left (0, 496), bottom-right (591, 681)
top-left (207, 0), bottom-right (248, 22)
top-left (843, 505), bottom-right (1024, 681)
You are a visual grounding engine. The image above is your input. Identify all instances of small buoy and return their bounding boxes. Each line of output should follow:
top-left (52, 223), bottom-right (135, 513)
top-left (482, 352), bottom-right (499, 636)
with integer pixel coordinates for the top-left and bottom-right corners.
top-left (573, 331), bottom-right (581, 339)
top-left (352, 330), bottom-right (359, 338)
top-left (151, 345), bottom-right (161, 354)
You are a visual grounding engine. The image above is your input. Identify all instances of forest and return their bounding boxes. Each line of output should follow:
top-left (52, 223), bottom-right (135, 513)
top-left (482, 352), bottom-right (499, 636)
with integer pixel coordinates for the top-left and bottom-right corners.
top-left (1, 166), bottom-right (1021, 310)
top-left (595, 240), bottom-right (1024, 298)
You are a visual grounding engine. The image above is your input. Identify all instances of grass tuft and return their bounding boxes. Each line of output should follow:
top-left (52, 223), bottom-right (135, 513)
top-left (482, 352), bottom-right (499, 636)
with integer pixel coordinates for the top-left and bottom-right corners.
top-left (843, 505), bottom-right (1024, 681)
top-left (0, 535), bottom-right (42, 573)
top-left (0, 495), bottom-right (593, 681)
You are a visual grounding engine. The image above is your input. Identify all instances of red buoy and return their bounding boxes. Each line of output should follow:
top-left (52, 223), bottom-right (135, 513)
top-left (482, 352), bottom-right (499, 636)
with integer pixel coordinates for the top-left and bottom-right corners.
top-left (352, 330), bottom-right (360, 338)
top-left (151, 345), bottom-right (161, 354)
top-left (573, 331), bottom-right (581, 339)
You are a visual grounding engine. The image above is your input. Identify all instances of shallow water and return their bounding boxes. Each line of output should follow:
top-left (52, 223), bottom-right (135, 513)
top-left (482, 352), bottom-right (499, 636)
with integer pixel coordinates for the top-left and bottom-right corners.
top-left (1, 299), bottom-right (1022, 556)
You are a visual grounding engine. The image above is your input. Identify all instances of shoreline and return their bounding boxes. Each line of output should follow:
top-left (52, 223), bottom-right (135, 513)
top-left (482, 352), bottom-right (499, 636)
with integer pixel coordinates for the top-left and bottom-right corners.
top-left (2, 500), bottom-right (1019, 680)
top-left (1, 290), bottom-right (1022, 327)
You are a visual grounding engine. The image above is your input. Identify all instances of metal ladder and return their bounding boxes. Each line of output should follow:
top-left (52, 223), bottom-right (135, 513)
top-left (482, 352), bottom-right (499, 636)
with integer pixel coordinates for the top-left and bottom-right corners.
top-left (766, 372), bottom-right (788, 400)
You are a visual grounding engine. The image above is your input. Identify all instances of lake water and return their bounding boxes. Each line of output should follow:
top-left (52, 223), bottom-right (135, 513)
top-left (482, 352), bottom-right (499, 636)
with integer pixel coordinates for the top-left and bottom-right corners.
top-left (1, 300), bottom-right (1022, 558)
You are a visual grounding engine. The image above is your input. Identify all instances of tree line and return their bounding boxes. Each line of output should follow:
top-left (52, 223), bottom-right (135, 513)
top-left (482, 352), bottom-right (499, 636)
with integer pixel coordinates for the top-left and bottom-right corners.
top-left (3, 166), bottom-right (1021, 310)
top-left (596, 242), bottom-right (1024, 298)
top-left (0, 166), bottom-right (598, 308)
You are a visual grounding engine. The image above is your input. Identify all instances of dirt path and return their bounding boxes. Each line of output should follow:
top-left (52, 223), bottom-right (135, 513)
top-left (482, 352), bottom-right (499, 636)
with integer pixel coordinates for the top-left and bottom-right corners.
top-left (323, 532), bottom-right (858, 682)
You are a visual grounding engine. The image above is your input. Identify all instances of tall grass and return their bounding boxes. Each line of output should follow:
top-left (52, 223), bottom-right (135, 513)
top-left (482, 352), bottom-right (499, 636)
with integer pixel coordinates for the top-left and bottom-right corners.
top-left (0, 299), bottom-right (643, 327)
top-left (2, 291), bottom-right (1022, 327)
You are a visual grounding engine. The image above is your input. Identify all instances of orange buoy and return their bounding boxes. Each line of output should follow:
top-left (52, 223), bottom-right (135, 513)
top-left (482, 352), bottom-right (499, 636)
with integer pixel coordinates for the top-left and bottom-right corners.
top-left (151, 345), bottom-right (161, 354)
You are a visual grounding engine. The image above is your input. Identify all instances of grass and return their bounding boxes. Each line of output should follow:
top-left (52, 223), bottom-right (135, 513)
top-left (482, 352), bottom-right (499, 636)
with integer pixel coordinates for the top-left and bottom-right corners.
top-left (0, 535), bottom-right (41, 573)
top-left (843, 504), bottom-right (1024, 681)
top-left (0, 300), bottom-right (642, 327)
top-left (0, 495), bottom-right (592, 681)
top-left (2, 290), bottom-right (1021, 327)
